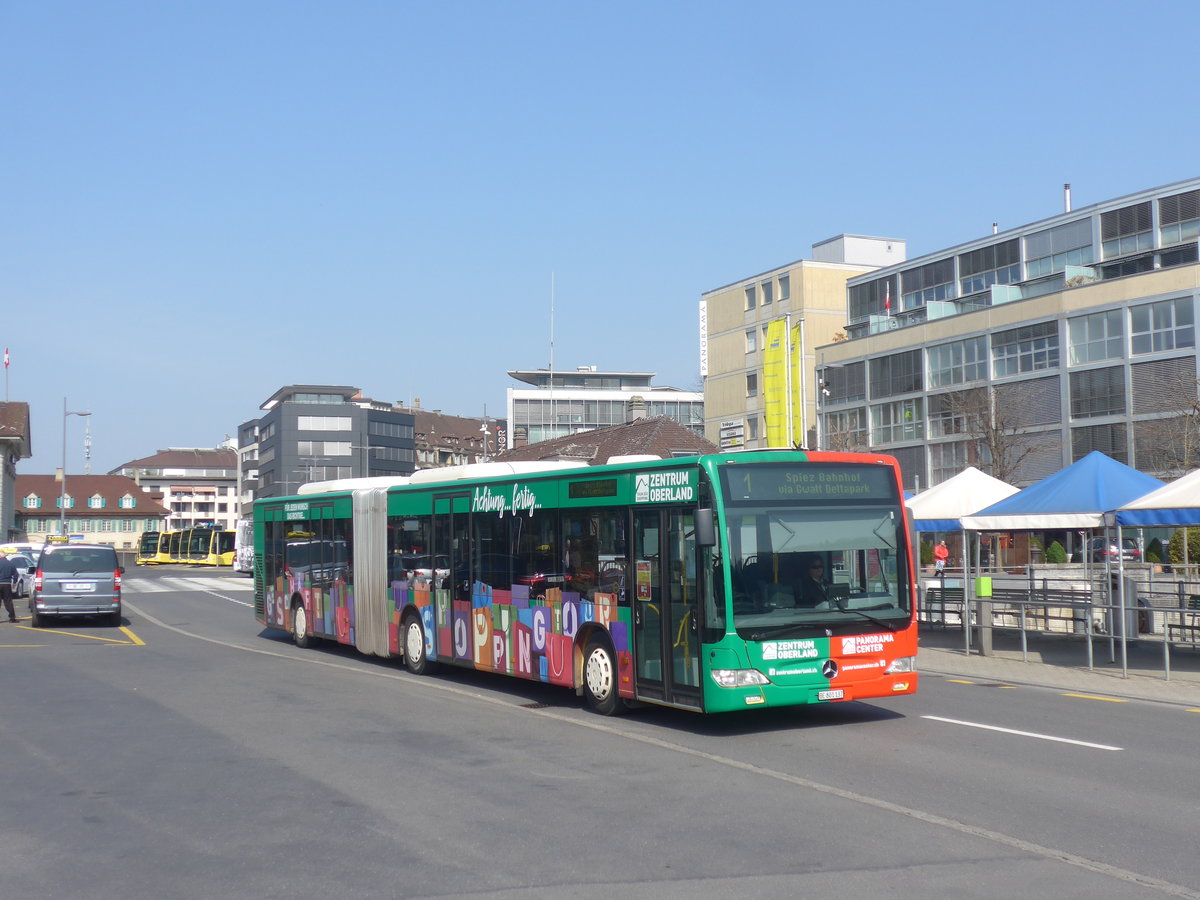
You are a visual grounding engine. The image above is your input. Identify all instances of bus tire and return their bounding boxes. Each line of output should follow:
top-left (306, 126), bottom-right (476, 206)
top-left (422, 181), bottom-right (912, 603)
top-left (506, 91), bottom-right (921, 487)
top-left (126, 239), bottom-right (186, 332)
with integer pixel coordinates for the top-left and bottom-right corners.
top-left (292, 601), bottom-right (311, 649)
top-left (583, 637), bottom-right (625, 716)
top-left (403, 613), bottom-right (433, 675)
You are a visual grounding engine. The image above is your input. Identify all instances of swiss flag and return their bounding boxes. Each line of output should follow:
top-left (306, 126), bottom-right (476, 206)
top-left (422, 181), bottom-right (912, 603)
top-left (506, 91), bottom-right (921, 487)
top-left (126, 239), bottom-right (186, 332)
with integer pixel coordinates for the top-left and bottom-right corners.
top-left (883, 283), bottom-right (891, 315)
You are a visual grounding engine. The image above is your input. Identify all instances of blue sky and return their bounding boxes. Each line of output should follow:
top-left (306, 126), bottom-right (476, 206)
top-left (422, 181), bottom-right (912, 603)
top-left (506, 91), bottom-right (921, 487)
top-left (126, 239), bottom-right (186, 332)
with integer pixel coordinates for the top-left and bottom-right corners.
top-left (5, 0), bottom-right (1199, 475)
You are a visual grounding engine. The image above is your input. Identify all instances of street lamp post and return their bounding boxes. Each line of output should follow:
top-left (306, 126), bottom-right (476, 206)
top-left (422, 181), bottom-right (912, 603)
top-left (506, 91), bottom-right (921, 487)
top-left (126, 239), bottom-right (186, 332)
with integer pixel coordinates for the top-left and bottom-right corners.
top-left (60, 398), bottom-right (92, 537)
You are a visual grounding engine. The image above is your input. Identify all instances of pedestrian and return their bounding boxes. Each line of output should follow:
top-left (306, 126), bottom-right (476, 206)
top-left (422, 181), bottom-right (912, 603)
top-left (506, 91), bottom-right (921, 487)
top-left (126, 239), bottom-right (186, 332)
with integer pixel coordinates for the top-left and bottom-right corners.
top-left (0, 555), bottom-right (18, 623)
top-left (933, 540), bottom-right (949, 576)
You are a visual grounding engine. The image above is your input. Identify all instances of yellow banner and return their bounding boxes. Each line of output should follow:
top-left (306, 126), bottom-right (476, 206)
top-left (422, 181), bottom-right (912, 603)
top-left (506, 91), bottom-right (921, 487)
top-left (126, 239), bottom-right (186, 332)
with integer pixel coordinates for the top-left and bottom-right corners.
top-left (763, 319), bottom-right (788, 447)
top-left (790, 322), bottom-right (803, 448)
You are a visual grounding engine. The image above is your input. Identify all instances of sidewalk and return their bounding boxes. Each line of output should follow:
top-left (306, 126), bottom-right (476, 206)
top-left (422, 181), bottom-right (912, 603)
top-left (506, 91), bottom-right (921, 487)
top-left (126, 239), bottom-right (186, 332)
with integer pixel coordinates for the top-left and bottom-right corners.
top-left (917, 625), bottom-right (1200, 707)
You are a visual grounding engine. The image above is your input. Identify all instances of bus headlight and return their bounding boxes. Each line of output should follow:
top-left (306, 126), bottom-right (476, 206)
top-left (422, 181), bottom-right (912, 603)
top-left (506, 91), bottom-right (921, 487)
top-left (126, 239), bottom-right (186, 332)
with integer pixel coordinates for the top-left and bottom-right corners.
top-left (711, 669), bottom-right (771, 688)
top-left (886, 656), bottom-right (916, 674)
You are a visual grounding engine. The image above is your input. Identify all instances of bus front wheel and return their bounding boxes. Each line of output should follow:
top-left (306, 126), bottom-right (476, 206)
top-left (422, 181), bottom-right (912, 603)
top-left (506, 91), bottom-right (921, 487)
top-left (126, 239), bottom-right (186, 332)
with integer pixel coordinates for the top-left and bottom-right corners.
top-left (292, 602), bottom-right (311, 649)
top-left (583, 637), bottom-right (625, 716)
top-left (404, 613), bottom-right (433, 676)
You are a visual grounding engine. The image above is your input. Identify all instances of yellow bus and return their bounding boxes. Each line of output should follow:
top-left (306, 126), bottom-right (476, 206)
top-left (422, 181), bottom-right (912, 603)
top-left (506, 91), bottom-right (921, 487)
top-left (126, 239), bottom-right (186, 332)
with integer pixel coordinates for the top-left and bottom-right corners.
top-left (182, 526), bottom-right (236, 566)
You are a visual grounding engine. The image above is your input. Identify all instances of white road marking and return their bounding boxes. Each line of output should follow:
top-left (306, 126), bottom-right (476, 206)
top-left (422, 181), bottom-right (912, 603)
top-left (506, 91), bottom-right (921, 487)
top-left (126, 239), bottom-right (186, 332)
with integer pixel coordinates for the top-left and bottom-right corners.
top-left (124, 577), bottom-right (253, 607)
top-left (923, 714), bottom-right (1122, 751)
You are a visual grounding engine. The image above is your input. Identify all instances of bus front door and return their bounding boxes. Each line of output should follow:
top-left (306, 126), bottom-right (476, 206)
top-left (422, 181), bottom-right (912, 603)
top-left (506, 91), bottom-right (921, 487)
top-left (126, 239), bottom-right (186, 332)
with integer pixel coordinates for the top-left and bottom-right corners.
top-left (632, 508), bottom-right (701, 709)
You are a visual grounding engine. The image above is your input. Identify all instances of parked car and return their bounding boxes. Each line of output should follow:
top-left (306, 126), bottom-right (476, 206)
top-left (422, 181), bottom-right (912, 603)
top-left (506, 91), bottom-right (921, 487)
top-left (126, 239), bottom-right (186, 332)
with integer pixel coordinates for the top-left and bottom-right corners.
top-left (1088, 537), bottom-right (1141, 563)
top-left (29, 543), bottom-right (123, 627)
top-left (5, 553), bottom-right (36, 598)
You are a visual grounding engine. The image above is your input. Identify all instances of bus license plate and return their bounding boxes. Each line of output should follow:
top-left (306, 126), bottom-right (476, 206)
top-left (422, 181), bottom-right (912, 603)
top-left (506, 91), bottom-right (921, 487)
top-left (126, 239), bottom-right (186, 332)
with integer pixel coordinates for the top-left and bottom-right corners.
top-left (818, 689), bottom-right (845, 701)
top-left (63, 582), bottom-right (95, 592)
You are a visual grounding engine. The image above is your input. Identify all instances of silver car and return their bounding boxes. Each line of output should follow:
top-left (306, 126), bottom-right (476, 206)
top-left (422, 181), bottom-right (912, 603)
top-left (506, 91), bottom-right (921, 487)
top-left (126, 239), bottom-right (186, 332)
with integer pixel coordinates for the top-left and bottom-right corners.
top-left (30, 543), bottom-right (123, 627)
top-left (6, 553), bottom-right (36, 598)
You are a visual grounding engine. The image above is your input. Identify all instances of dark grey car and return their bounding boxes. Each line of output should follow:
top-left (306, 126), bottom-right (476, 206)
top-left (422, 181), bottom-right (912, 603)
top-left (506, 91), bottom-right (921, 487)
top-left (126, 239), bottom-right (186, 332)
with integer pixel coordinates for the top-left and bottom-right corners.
top-left (30, 543), bottom-right (123, 627)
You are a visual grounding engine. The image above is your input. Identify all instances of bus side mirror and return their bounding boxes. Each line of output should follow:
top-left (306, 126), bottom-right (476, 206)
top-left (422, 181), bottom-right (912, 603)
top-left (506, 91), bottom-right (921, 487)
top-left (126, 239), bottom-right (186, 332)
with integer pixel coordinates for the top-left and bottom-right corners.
top-left (694, 508), bottom-right (715, 547)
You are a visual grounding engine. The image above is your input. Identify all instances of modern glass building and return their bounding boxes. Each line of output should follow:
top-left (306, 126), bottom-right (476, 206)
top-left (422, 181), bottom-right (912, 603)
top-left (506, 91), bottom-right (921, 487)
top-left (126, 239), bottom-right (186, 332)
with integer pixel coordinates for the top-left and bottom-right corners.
top-left (816, 178), bottom-right (1200, 490)
top-left (505, 367), bottom-right (704, 449)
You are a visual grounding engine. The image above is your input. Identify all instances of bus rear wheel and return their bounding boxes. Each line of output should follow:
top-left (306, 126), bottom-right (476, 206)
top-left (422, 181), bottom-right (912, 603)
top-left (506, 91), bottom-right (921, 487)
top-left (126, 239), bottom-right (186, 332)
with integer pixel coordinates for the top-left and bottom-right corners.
top-left (292, 602), bottom-right (311, 649)
top-left (583, 637), bottom-right (625, 716)
top-left (404, 613), bottom-right (433, 675)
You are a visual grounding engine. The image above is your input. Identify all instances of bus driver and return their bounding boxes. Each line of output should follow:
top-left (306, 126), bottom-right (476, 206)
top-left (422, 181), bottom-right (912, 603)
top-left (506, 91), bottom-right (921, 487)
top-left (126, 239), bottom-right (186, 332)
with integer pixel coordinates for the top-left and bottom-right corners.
top-left (794, 555), bottom-right (832, 608)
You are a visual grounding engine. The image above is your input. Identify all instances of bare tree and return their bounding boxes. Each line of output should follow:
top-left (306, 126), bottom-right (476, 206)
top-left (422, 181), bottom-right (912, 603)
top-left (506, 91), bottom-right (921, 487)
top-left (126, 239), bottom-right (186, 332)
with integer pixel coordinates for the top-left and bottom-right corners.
top-left (1130, 363), bottom-right (1200, 478)
top-left (935, 384), bottom-right (1046, 483)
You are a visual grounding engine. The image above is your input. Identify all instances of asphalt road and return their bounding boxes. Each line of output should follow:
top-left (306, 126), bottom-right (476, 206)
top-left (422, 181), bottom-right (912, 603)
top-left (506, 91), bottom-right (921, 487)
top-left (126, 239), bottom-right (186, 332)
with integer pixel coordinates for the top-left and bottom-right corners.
top-left (2, 566), bottom-right (1198, 899)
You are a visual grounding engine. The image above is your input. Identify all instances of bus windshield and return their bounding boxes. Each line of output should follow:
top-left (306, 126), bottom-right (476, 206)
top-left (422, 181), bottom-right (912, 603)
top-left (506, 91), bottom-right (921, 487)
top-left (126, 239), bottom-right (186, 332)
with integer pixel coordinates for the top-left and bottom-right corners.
top-left (719, 463), bottom-right (910, 637)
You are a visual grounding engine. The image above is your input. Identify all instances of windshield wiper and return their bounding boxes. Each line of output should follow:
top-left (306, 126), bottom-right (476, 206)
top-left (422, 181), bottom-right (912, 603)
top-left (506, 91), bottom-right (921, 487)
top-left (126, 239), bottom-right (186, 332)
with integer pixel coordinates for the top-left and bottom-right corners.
top-left (837, 605), bottom-right (900, 631)
top-left (746, 624), bottom-right (821, 641)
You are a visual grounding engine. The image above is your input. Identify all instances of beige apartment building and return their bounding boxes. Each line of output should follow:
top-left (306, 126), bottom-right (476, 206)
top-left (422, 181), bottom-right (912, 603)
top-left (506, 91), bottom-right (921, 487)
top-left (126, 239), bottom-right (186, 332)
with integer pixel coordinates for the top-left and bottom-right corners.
top-left (701, 235), bottom-right (905, 450)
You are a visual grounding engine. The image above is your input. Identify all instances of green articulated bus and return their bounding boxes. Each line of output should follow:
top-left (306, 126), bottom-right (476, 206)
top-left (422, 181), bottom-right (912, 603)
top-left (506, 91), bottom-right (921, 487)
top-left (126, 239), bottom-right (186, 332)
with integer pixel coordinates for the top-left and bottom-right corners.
top-left (253, 450), bottom-right (919, 715)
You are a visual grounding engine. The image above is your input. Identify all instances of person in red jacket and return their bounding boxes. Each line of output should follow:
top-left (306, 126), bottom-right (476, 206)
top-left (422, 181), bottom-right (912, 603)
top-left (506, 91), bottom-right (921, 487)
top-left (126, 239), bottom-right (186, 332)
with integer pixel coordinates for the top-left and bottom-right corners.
top-left (933, 540), bottom-right (949, 576)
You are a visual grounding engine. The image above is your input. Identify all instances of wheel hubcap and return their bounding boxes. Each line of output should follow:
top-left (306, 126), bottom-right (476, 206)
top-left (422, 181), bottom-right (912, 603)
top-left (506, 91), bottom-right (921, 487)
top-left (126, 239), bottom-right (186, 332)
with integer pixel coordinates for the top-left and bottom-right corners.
top-left (294, 605), bottom-right (306, 640)
top-left (406, 621), bottom-right (423, 662)
top-left (586, 648), bottom-right (613, 699)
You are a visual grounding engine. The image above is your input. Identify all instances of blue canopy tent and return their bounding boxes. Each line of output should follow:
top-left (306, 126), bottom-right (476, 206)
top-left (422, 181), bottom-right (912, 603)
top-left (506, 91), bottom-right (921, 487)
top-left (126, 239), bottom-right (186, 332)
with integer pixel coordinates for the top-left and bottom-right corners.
top-left (1105, 468), bottom-right (1200, 528)
top-left (960, 451), bottom-right (1165, 672)
top-left (961, 451), bottom-right (1165, 533)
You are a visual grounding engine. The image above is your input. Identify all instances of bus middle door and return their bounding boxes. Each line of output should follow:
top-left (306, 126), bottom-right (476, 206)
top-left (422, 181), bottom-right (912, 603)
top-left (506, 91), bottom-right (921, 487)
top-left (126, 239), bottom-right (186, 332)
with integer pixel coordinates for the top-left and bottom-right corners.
top-left (632, 508), bottom-right (702, 710)
top-left (433, 493), bottom-right (472, 663)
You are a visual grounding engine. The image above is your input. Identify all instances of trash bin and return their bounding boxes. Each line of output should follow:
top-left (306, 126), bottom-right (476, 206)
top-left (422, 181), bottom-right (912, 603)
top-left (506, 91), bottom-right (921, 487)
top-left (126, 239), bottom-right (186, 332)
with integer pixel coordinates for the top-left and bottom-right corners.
top-left (1105, 575), bottom-right (1140, 638)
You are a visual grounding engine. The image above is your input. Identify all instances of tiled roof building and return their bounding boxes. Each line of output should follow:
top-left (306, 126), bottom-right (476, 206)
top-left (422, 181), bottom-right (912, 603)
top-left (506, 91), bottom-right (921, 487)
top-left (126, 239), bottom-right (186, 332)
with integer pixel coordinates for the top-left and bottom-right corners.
top-left (14, 474), bottom-right (169, 549)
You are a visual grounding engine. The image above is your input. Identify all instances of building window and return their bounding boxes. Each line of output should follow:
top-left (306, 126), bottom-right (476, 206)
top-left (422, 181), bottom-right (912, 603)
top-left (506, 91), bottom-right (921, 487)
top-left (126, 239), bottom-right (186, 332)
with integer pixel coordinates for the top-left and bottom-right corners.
top-left (761, 280), bottom-right (774, 304)
top-left (1101, 201), bottom-right (1153, 259)
top-left (744, 285), bottom-right (757, 310)
top-left (88, 495), bottom-right (105, 509)
top-left (24, 494), bottom-right (40, 509)
top-left (100, 520), bottom-right (115, 532)
top-left (1071, 422), bottom-right (1127, 464)
top-left (930, 441), bottom-right (972, 486)
top-left (369, 421), bottom-right (414, 439)
top-left (1069, 366), bottom-right (1126, 419)
top-left (870, 398), bottom-right (924, 444)
top-left (1068, 310), bottom-right (1123, 364)
top-left (848, 276), bottom-right (896, 321)
top-left (927, 390), bottom-right (984, 438)
top-left (992, 321), bottom-right (1059, 376)
top-left (901, 258), bottom-right (955, 309)
top-left (868, 350), bottom-right (922, 398)
top-left (296, 415), bottom-right (352, 431)
top-left (958, 239), bottom-right (1020, 295)
top-left (927, 336), bottom-right (987, 387)
top-left (745, 330), bottom-right (757, 353)
top-left (119, 495), bottom-right (136, 509)
top-left (822, 408), bottom-right (867, 450)
top-left (820, 361), bottom-right (866, 405)
top-left (121, 520), bottom-right (136, 532)
top-left (1024, 219), bottom-right (1093, 278)
top-left (1159, 189), bottom-right (1200, 247)
top-left (746, 373), bottom-right (758, 398)
top-left (298, 440), bottom-right (352, 457)
top-left (778, 274), bottom-right (790, 301)
top-left (1131, 297), bottom-right (1195, 355)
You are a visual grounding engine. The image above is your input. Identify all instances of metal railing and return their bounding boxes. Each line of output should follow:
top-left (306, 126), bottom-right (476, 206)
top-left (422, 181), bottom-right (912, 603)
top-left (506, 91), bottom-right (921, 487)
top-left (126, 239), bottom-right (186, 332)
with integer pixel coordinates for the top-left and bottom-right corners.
top-left (918, 568), bottom-right (1200, 681)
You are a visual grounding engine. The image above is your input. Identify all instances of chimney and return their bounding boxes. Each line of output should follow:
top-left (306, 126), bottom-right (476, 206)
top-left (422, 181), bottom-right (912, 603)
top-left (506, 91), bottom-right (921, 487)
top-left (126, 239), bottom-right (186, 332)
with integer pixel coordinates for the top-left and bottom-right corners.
top-left (626, 395), bottom-right (647, 422)
top-left (1063, 183), bottom-right (1072, 213)
top-left (992, 222), bottom-right (998, 234)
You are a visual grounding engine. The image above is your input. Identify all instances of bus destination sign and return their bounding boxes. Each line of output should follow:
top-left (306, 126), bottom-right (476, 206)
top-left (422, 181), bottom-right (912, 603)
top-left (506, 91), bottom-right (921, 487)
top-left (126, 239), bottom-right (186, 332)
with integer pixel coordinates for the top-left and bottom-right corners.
top-left (722, 464), bottom-right (893, 503)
